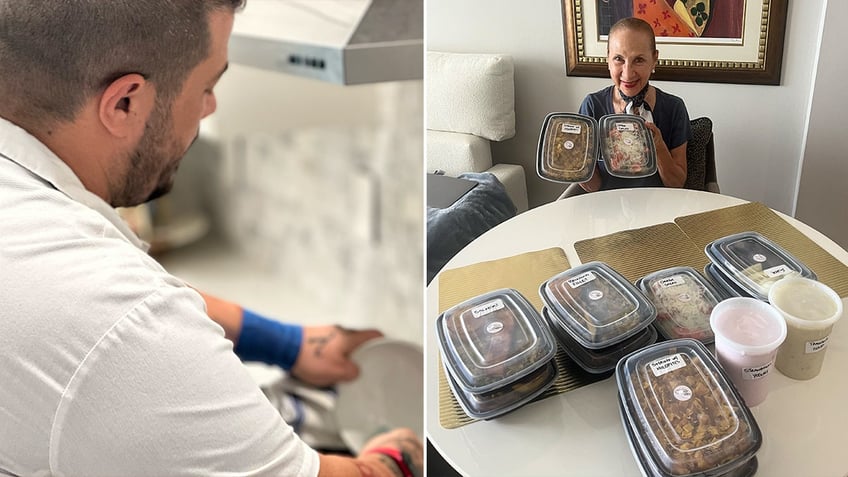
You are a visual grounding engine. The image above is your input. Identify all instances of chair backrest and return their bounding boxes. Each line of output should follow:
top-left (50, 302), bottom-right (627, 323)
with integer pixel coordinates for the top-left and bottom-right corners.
top-left (684, 117), bottom-right (719, 193)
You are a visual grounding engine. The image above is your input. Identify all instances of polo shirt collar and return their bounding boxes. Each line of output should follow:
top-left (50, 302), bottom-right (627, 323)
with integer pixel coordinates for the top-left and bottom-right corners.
top-left (0, 116), bottom-right (150, 252)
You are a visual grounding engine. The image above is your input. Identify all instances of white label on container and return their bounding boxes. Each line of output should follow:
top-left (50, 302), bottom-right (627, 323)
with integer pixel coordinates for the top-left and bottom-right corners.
top-left (752, 253), bottom-right (767, 263)
top-left (673, 385), bottom-right (692, 401)
top-left (742, 361), bottom-right (772, 380)
top-left (658, 276), bottom-right (685, 288)
top-left (649, 353), bottom-right (686, 377)
top-left (564, 140), bottom-right (575, 150)
top-left (561, 123), bottom-right (582, 134)
top-left (471, 299), bottom-right (504, 319)
top-left (764, 264), bottom-right (791, 278)
top-left (567, 271), bottom-right (597, 288)
top-left (588, 290), bottom-right (604, 301)
top-left (616, 123), bottom-right (636, 132)
top-left (805, 335), bottom-right (830, 354)
top-left (486, 322), bottom-right (504, 334)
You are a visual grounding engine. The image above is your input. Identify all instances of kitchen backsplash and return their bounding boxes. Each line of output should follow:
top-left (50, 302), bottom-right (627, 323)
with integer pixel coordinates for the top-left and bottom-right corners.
top-left (179, 81), bottom-right (423, 339)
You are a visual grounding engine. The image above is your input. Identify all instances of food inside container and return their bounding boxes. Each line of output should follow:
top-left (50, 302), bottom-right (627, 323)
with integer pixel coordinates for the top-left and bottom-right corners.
top-left (705, 231), bottom-right (816, 301)
top-left (704, 263), bottom-right (748, 298)
top-left (537, 112), bottom-right (598, 183)
top-left (599, 114), bottom-right (657, 178)
top-left (540, 261), bottom-right (656, 349)
top-left (542, 307), bottom-right (657, 375)
top-left (443, 359), bottom-right (557, 420)
top-left (436, 288), bottom-right (556, 394)
top-left (616, 339), bottom-right (762, 477)
top-left (637, 267), bottom-right (723, 344)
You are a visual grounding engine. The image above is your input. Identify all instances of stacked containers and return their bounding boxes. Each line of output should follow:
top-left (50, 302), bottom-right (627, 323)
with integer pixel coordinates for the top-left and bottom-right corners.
top-left (616, 339), bottom-right (762, 477)
top-left (536, 113), bottom-right (657, 183)
top-left (537, 112), bottom-right (599, 183)
top-left (705, 231), bottom-right (816, 301)
top-left (636, 266), bottom-right (724, 344)
top-left (436, 289), bottom-right (557, 420)
top-left (540, 261), bottom-right (657, 374)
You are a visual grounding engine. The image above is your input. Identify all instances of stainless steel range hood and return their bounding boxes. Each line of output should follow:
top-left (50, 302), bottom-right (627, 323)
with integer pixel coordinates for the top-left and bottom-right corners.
top-left (229, 0), bottom-right (422, 85)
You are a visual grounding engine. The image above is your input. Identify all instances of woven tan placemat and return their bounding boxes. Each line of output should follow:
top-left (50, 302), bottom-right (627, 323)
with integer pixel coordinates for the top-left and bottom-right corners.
top-left (674, 202), bottom-right (848, 298)
top-left (437, 248), bottom-right (608, 429)
top-left (573, 222), bottom-right (710, 283)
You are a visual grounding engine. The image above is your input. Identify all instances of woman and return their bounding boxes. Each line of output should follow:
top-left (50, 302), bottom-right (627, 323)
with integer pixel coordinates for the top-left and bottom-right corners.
top-left (578, 17), bottom-right (690, 193)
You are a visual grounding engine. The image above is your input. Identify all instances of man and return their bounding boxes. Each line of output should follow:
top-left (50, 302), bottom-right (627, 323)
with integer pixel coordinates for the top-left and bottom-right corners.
top-left (0, 1), bottom-right (421, 476)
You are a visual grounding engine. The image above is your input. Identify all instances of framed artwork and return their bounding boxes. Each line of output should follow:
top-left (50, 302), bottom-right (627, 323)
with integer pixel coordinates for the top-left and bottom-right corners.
top-left (561, 0), bottom-right (789, 85)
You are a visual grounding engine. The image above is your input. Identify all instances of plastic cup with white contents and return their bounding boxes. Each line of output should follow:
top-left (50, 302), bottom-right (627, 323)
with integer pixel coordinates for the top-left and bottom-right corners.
top-left (768, 277), bottom-right (843, 380)
top-left (709, 297), bottom-right (787, 407)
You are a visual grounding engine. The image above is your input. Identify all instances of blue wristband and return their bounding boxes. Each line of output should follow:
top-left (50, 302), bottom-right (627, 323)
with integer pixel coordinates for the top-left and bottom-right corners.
top-left (233, 308), bottom-right (303, 370)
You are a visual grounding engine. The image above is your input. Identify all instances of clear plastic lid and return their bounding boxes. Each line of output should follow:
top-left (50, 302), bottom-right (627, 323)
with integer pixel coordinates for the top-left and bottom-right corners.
top-left (540, 262), bottom-right (656, 349)
top-left (443, 359), bottom-right (557, 420)
top-left (637, 267), bottom-right (722, 344)
top-left (436, 288), bottom-right (556, 393)
top-left (537, 112), bottom-right (598, 183)
top-left (599, 114), bottom-right (657, 178)
top-left (706, 231), bottom-right (816, 301)
top-left (704, 263), bottom-right (749, 299)
top-left (618, 394), bottom-right (759, 477)
top-left (543, 307), bottom-right (657, 375)
top-left (616, 339), bottom-right (762, 477)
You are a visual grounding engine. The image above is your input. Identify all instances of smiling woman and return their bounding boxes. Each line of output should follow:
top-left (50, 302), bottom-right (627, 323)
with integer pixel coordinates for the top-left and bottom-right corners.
top-left (573, 16), bottom-right (690, 194)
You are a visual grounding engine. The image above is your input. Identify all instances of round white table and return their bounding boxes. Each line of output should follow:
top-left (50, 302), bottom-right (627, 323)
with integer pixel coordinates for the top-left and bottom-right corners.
top-left (426, 188), bottom-right (848, 477)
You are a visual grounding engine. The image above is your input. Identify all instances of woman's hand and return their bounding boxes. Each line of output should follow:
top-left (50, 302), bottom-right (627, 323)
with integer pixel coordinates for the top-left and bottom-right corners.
top-left (645, 122), bottom-right (687, 187)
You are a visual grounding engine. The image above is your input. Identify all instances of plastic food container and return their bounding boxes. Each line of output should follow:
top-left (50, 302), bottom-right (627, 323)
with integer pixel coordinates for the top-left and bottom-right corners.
top-left (706, 231), bottom-right (816, 301)
top-left (443, 358), bottom-right (556, 420)
top-left (618, 394), bottom-right (759, 477)
top-left (704, 263), bottom-right (749, 298)
top-left (436, 288), bottom-right (556, 394)
top-left (540, 261), bottom-right (656, 349)
top-left (599, 114), bottom-right (657, 178)
top-left (637, 267), bottom-right (723, 344)
top-left (616, 339), bottom-right (762, 477)
top-left (543, 307), bottom-right (657, 375)
top-left (537, 112), bottom-right (598, 183)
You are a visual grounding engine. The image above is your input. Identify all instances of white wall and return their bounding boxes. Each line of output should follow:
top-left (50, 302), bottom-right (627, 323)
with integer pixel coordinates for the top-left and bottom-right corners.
top-left (795, 0), bottom-right (848, 250)
top-left (427, 0), bottom-right (825, 213)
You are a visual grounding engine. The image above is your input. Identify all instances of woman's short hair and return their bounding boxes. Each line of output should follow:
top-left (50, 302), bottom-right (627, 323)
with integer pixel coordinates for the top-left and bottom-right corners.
top-left (0, 0), bottom-right (245, 129)
top-left (608, 17), bottom-right (657, 52)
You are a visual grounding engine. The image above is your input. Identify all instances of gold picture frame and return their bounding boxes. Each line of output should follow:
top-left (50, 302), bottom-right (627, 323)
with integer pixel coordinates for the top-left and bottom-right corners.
top-left (561, 0), bottom-right (788, 85)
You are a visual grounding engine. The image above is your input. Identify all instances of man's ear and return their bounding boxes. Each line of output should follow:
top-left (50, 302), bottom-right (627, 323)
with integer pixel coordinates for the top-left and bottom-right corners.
top-left (98, 73), bottom-right (155, 138)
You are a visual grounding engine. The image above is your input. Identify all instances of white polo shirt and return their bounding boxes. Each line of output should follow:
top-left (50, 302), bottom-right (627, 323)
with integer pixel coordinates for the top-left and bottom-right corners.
top-left (0, 117), bottom-right (319, 477)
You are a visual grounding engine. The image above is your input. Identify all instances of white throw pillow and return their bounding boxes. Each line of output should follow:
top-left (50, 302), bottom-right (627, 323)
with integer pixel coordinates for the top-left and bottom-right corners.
top-left (427, 51), bottom-right (516, 141)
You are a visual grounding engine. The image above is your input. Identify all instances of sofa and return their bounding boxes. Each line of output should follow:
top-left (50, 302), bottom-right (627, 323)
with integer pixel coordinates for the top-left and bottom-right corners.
top-left (426, 51), bottom-right (528, 213)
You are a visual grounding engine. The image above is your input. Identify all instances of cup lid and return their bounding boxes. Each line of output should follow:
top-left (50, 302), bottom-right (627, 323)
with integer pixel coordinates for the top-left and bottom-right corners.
top-left (436, 288), bottom-right (556, 393)
top-left (598, 114), bottom-right (657, 178)
top-left (706, 231), bottom-right (816, 301)
top-left (537, 112), bottom-right (599, 183)
top-left (616, 339), bottom-right (762, 476)
top-left (709, 297), bottom-right (787, 356)
top-left (637, 267), bottom-right (722, 344)
top-left (768, 276), bottom-right (843, 329)
top-left (540, 261), bottom-right (656, 349)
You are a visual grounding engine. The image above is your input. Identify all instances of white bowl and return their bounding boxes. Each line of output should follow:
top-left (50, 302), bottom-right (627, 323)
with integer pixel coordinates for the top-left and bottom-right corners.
top-left (334, 338), bottom-right (423, 453)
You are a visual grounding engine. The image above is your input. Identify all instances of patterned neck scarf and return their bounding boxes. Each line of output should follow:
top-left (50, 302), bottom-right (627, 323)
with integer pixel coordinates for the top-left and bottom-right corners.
top-left (619, 83), bottom-right (653, 123)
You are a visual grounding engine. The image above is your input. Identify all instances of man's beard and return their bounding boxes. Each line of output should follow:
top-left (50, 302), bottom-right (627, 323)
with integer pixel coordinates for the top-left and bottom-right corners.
top-left (111, 100), bottom-right (185, 207)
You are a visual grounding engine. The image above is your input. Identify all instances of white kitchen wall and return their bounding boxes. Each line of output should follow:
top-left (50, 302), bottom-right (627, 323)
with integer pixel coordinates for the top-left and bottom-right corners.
top-left (426, 0), bottom-right (826, 215)
top-left (173, 64), bottom-right (423, 345)
top-left (795, 0), bottom-right (848, 250)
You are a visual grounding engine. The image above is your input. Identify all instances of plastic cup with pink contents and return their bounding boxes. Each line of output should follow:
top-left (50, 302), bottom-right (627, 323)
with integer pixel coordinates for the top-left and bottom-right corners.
top-left (709, 297), bottom-right (787, 407)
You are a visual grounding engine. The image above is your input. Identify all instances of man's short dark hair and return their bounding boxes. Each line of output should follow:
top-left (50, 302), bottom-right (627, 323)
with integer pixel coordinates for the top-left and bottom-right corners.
top-left (0, 0), bottom-right (245, 130)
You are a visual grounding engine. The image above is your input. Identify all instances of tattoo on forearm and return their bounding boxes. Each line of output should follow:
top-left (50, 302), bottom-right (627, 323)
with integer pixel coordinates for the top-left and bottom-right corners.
top-left (375, 454), bottom-right (403, 477)
top-left (354, 460), bottom-right (376, 477)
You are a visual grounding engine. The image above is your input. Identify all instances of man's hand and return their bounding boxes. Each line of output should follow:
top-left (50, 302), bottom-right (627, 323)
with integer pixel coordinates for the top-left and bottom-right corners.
top-left (291, 325), bottom-right (382, 387)
top-left (359, 428), bottom-right (423, 477)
